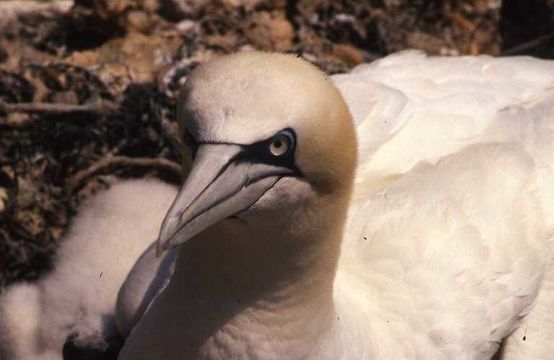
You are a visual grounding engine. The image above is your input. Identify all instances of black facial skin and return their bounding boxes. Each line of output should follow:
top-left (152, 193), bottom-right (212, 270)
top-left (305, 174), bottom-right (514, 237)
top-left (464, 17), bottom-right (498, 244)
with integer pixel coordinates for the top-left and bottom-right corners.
top-left (184, 128), bottom-right (303, 177)
top-left (181, 128), bottom-right (302, 224)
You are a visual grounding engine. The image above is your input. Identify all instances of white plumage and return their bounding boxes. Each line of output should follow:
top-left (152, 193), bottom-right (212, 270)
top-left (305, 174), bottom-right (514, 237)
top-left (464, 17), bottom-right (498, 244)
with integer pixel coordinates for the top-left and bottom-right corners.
top-left (335, 52), bottom-right (554, 359)
top-left (0, 180), bottom-right (177, 360)
top-left (1, 51), bottom-right (553, 359)
top-left (333, 51), bottom-right (554, 179)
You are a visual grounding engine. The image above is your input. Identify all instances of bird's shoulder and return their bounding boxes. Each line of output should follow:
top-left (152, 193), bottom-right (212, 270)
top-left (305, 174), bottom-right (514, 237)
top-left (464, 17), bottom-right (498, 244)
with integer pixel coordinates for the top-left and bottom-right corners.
top-left (332, 51), bottom-right (554, 180)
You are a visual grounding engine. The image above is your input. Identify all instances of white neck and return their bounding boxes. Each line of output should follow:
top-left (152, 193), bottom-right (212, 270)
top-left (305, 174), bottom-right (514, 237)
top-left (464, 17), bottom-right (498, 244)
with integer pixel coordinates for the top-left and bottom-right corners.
top-left (172, 213), bottom-right (341, 360)
top-left (120, 193), bottom-right (365, 360)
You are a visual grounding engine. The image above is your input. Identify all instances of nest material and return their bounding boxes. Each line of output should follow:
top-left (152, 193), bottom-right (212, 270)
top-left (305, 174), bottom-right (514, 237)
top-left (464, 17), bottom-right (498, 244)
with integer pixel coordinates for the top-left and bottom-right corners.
top-left (0, 0), bottom-right (551, 286)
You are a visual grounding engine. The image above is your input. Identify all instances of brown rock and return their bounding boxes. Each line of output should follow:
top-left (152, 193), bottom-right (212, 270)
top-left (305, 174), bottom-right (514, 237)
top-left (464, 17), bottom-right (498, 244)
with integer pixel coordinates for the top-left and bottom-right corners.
top-left (247, 12), bottom-right (294, 51)
top-left (69, 51), bottom-right (101, 68)
top-left (53, 91), bottom-right (79, 105)
top-left (268, 15), bottom-right (294, 51)
top-left (6, 112), bottom-right (31, 127)
top-left (69, 31), bottom-right (180, 85)
top-left (406, 31), bottom-right (447, 55)
top-left (332, 44), bottom-right (365, 66)
top-left (222, 0), bottom-right (263, 9)
top-left (126, 10), bottom-right (152, 32)
top-left (119, 32), bottom-right (177, 82)
top-left (206, 34), bottom-right (239, 52)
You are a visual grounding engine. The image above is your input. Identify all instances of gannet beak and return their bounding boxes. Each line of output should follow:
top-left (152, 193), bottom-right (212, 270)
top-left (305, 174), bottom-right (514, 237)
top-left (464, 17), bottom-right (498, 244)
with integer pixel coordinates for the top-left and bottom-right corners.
top-left (156, 143), bottom-right (292, 255)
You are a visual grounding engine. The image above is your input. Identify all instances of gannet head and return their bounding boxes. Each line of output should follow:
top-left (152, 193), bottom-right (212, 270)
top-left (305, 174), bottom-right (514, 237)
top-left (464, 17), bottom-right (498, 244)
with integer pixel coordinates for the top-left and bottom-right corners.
top-left (157, 51), bottom-right (357, 253)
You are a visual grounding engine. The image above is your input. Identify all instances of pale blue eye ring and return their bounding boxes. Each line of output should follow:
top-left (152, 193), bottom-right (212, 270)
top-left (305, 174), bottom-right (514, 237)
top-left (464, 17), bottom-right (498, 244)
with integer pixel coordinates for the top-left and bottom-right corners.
top-left (269, 133), bottom-right (292, 157)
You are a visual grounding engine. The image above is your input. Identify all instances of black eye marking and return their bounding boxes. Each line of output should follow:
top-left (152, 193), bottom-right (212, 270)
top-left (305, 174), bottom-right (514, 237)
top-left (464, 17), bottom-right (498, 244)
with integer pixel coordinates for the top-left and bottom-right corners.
top-left (185, 128), bottom-right (302, 176)
top-left (236, 128), bottom-right (301, 176)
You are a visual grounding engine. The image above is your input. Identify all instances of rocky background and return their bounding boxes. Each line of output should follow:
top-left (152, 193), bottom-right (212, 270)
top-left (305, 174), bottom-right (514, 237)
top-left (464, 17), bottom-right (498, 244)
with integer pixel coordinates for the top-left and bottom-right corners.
top-left (0, 0), bottom-right (553, 287)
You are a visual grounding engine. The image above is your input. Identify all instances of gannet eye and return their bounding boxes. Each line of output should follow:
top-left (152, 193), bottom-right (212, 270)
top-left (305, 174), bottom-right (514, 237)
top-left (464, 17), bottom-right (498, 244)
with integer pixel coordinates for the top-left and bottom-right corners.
top-left (268, 132), bottom-right (293, 157)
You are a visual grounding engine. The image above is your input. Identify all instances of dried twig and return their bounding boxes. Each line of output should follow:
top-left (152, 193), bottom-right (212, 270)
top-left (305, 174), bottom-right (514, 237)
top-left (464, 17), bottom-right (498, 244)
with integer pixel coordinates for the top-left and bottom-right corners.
top-left (502, 33), bottom-right (554, 56)
top-left (0, 99), bottom-right (117, 115)
top-left (68, 156), bottom-right (183, 192)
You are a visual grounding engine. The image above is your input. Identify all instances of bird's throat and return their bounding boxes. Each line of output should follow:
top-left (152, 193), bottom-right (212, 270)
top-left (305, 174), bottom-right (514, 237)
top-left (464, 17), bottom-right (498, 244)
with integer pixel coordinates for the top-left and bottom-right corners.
top-left (171, 218), bottom-right (342, 359)
top-left (121, 193), bottom-right (352, 360)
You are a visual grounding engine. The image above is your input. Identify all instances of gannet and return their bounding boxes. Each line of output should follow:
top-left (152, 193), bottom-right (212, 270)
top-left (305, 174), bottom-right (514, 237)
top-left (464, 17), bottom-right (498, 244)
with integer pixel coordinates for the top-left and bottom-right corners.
top-left (1, 51), bottom-right (553, 360)
top-left (0, 180), bottom-right (177, 360)
top-left (117, 51), bottom-right (554, 360)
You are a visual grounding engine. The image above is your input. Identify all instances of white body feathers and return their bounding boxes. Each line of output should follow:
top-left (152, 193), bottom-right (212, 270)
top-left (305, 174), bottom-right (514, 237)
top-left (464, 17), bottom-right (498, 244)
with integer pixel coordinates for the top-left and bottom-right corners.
top-left (333, 51), bottom-right (554, 359)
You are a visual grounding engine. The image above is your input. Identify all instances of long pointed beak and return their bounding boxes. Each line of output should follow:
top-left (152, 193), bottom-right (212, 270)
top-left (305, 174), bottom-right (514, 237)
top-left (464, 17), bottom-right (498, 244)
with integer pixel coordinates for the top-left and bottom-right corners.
top-left (156, 144), bottom-right (292, 254)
